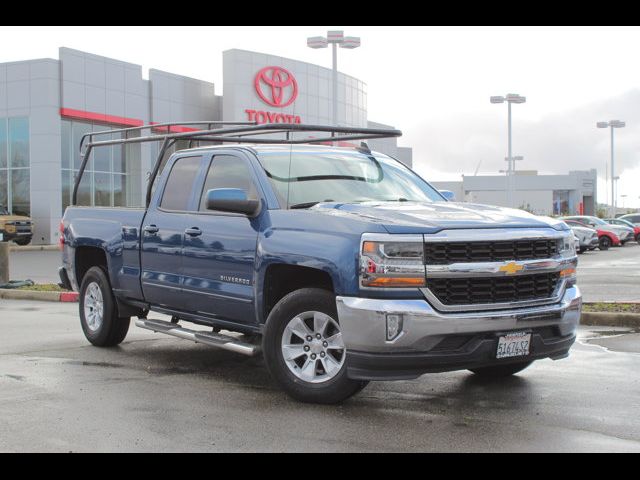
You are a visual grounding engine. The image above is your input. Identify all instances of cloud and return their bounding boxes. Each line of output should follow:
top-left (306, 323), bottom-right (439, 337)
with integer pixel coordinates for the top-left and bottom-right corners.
top-left (405, 89), bottom-right (640, 181)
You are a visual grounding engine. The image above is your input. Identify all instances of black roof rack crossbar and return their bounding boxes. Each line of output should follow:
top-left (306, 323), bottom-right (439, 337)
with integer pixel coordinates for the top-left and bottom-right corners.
top-left (71, 122), bottom-right (402, 207)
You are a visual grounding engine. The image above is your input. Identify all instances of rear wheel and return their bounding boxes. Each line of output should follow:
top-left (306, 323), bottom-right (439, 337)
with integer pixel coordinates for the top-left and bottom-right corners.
top-left (469, 361), bottom-right (533, 378)
top-left (599, 236), bottom-right (611, 250)
top-left (263, 288), bottom-right (368, 404)
top-left (79, 266), bottom-right (130, 346)
top-left (578, 246), bottom-right (586, 254)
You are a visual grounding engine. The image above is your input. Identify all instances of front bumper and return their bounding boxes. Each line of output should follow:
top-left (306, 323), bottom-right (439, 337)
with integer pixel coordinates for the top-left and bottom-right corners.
top-left (581, 237), bottom-right (599, 248)
top-left (336, 286), bottom-right (581, 381)
top-left (0, 229), bottom-right (32, 242)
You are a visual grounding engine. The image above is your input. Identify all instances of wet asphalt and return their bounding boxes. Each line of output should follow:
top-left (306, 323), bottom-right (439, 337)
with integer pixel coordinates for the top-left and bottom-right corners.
top-left (1, 299), bottom-right (639, 452)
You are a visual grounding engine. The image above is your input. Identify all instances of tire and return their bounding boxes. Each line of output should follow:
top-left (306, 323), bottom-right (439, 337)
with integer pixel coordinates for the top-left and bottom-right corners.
top-left (14, 237), bottom-right (31, 246)
top-left (79, 266), bottom-right (130, 347)
top-left (262, 287), bottom-right (368, 404)
top-left (578, 247), bottom-right (586, 254)
top-left (469, 360), bottom-right (533, 378)
top-left (599, 236), bottom-right (611, 250)
top-left (635, 234), bottom-right (640, 243)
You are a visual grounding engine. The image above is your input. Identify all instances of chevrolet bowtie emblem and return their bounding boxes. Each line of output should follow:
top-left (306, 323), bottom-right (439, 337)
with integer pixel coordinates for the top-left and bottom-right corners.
top-left (499, 262), bottom-right (525, 275)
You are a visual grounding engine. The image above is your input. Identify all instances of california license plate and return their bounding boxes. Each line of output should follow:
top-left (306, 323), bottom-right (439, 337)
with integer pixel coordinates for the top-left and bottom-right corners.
top-left (496, 332), bottom-right (531, 359)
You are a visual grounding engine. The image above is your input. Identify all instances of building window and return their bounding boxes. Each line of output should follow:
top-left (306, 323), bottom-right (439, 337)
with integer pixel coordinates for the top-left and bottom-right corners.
top-left (0, 117), bottom-right (31, 216)
top-left (61, 119), bottom-right (141, 211)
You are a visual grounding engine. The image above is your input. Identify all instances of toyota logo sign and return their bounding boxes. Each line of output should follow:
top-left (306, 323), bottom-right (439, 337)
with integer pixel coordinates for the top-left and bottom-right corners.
top-left (254, 66), bottom-right (298, 108)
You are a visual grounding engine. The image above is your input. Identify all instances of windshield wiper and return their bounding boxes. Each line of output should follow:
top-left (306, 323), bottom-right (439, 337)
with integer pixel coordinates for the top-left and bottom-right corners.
top-left (290, 201), bottom-right (322, 209)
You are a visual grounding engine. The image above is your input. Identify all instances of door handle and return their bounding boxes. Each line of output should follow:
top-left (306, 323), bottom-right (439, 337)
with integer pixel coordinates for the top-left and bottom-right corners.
top-left (185, 227), bottom-right (202, 237)
top-left (143, 225), bottom-right (159, 234)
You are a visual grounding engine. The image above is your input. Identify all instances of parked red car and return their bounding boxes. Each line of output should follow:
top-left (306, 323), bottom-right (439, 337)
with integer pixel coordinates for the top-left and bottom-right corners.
top-left (563, 219), bottom-right (620, 250)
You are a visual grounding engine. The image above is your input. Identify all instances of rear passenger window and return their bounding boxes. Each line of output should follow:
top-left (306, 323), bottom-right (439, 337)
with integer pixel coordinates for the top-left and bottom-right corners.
top-left (199, 155), bottom-right (258, 211)
top-left (160, 156), bottom-right (201, 211)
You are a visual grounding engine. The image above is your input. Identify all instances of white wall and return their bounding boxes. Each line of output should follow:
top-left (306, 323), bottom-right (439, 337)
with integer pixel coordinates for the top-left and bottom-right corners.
top-left (467, 190), bottom-right (553, 215)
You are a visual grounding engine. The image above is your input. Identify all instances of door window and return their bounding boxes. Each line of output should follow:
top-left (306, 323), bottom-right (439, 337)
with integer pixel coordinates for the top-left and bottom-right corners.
top-left (199, 155), bottom-right (258, 211)
top-left (160, 156), bottom-right (202, 211)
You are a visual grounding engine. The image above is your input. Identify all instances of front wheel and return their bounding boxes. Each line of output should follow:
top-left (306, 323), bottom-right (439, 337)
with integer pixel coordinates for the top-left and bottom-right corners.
top-left (13, 237), bottom-right (31, 246)
top-left (79, 266), bottom-right (130, 347)
top-left (469, 361), bottom-right (533, 378)
top-left (599, 236), bottom-right (611, 250)
top-left (262, 288), bottom-right (368, 404)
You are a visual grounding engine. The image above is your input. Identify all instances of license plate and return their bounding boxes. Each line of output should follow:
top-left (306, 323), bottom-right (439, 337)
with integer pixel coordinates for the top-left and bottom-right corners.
top-left (496, 332), bottom-right (531, 359)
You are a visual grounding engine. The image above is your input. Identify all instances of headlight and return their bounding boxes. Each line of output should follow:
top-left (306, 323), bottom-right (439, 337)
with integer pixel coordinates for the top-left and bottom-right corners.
top-left (558, 234), bottom-right (576, 257)
top-left (558, 233), bottom-right (577, 286)
top-left (360, 240), bottom-right (425, 288)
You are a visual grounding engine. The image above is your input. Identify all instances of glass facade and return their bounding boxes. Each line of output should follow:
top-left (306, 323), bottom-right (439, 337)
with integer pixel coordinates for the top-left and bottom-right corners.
top-left (0, 117), bottom-right (31, 216)
top-left (61, 119), bottom-right (141, 211)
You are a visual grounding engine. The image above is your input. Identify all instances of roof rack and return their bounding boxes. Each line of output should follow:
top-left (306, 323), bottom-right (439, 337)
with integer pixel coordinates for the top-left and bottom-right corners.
top-left (72, 121), bottom-right (402, 207)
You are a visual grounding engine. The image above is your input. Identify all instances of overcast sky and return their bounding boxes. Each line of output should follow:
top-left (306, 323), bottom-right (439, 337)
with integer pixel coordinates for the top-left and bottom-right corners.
top-left (2, 26), bottom-right (639, 207)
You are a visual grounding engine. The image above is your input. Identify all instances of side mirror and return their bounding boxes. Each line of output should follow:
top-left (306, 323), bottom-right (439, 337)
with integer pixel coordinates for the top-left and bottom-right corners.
top-left (206, 188), bottom-right (260, 216)
top-left (439, 190), bottom-right (456, 201)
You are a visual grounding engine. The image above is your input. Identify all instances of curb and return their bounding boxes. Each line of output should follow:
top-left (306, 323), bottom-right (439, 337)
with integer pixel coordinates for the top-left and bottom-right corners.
top-left (581, 311), bottom-right (640, 328)
top-left (8, 245), bottom-right (59, 252)
top-left (0, 289), bottom-right (78, 303)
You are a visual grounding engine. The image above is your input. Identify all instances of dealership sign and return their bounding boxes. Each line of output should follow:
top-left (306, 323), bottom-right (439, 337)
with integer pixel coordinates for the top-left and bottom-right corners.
top-left (248, 66), bottom-right (302, 124)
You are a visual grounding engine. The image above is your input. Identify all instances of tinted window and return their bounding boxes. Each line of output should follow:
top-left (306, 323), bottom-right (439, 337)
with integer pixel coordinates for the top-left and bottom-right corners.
top-left (160, 156), bottom-right (201, 211)
top-left (199, 155), bottom-right (257, 211)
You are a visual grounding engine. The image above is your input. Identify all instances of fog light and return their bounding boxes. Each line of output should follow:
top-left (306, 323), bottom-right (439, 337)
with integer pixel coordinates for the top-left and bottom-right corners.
top-left (386, 314), bottom-right (403, 341)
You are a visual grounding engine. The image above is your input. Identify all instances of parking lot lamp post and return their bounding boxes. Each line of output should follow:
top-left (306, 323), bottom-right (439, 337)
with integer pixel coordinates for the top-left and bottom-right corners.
top-left (307, 31), bottom-right (361, 127)
top-left (597, 120), bottom-right (625, 217)
top-left (491, 94), bottom-right (526, 208)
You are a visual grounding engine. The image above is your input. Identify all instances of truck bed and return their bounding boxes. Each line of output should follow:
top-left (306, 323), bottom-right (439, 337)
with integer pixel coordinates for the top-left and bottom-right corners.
top-left (62, 206), bottom-right (147, 302)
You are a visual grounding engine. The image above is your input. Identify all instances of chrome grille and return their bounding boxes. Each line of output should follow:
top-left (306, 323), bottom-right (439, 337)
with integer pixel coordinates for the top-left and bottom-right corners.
top-left (424, 239), bottom-right (559, 265)
top-left (427, 272), bottom-right (560, 306)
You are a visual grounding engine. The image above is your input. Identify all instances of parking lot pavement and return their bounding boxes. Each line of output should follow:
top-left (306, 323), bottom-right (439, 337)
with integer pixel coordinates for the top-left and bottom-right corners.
top-left (1, 299), bottom-right (639, 452)
top-left (576, 242), bottom-right (640, 302)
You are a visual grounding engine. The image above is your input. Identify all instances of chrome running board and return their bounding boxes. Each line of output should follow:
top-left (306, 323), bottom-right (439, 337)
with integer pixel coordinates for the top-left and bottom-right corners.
top-left (135, 318), bottom-right (260, 357)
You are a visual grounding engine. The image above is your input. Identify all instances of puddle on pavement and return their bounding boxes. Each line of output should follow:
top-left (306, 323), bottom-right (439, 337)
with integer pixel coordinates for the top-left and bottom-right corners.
top-left (589, 328), bottom-right (640, 337)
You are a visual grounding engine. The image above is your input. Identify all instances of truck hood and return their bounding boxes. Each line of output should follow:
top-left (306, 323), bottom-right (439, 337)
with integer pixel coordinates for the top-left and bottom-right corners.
top-left (313, 201), bottom-right (567, 234)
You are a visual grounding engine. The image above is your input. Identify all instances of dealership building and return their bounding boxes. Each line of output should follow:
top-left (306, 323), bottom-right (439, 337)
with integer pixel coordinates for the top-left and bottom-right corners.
top-left (432, 169), bottom-right (598, 216)
top-left (0, 47), bottom-right (412, 244)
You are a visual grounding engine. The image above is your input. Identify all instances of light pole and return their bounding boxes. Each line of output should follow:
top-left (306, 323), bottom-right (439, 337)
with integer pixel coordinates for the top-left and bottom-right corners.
top-left (597, 120), bottom-right (625, 217)
top-left (307, 30), bottom-right (361, 126)
top-left (491, 94), bottom-right (526, 208)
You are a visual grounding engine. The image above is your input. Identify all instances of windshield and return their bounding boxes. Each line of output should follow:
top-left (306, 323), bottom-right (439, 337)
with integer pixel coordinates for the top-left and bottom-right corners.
top-left (590, 217), bottom-right (607, 225)
top-left (256, 149), bottom-right (444, 208)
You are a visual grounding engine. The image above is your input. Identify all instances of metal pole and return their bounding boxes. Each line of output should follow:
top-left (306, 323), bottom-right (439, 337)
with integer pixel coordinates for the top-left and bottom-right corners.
top-left (0, 241), bottom-right (9, 285)
top-left (610, 126), bottom-right (615, 217)
top-left (332, 42), bottom-right (338, 127)
top-left (507, 101), bottom-right (513, 208)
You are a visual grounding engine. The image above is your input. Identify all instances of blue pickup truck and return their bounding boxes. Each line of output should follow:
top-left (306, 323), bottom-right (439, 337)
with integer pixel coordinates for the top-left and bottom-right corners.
top-left (60, 123), bottom-right (582, 404)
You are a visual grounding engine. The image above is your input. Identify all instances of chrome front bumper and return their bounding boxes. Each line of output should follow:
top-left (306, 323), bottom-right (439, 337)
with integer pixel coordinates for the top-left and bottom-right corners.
top-left (336, 286), bottom-right (581, 354)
